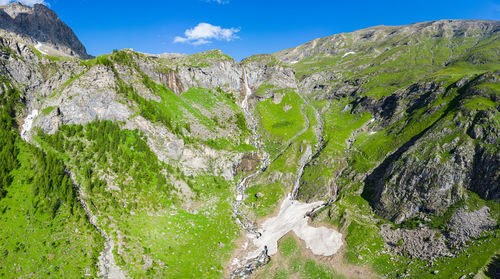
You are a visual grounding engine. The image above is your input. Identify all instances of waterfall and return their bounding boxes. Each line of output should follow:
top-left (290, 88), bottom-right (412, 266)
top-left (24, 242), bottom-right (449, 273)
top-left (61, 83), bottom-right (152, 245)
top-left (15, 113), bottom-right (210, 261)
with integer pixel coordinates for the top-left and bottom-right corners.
top-left (291, 144), bottom-right (312, 199)
top-left (291, 164), bottom-right (305, 199)
top-left (241, 68), bottom-right (252, 110)
top-left (21, 109), bottom-right (39, 141)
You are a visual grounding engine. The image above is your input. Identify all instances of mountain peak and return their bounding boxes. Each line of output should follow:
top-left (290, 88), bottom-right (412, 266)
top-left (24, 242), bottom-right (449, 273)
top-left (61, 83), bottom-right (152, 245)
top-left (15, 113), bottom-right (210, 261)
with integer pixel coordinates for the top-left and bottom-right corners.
top-left (0, 2), bottom-right (91, 59)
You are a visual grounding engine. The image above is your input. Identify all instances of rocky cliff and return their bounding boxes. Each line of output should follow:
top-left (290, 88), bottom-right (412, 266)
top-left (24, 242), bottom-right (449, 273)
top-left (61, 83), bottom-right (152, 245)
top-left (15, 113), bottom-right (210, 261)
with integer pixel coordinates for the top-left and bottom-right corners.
top-left (0, 2), bottom-right (91, 58)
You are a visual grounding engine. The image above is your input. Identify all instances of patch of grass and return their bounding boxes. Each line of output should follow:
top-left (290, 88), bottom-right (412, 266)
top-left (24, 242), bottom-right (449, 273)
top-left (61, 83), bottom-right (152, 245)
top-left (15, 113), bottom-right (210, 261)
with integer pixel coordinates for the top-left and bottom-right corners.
top-left (183, 87), bottom-right (239, 113)
top-left (279, 235), bottom-right (298, 257)
top-left (125, 201), bottom-right (238, 278)
top-left (257, 90), bottom-right (306, 158)
top-left (345, 220), bottom-right (403, 275)
top-left (42, 106), bottom-right (56, 115)
top-left (302, 259), bottom-right (341, 279)
top-left (245, 182), bottom-right (287, 217)
top-left (272, 269), bottom-right (288, 279)
top-left (258, 90), bottom-right (305, 141)
top-left (256, 83), bottom-right (276, 97)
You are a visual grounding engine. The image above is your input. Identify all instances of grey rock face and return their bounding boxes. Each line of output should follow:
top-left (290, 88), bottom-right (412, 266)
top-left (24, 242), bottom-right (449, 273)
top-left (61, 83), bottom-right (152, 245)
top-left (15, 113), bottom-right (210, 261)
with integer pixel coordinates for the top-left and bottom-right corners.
top-left (380, 224), bottom-right (451, 260)
top-left (447, 207), bottom-right (496, 248)
top-left (362, 73), bottom-right (499, 223)
top-left (471, 146), bottom-right (500, 201)
top-left (371, 134), bottom-right (474, 223)
top-left (242, 55), bottom-right (297, 91)
top-left (36, 65), bottom-right (131, 134)
top-left (381, 206), bottom-right (497, 260)
top-left (0, 3), bottom-right (91, 59)
top-left (176, 60), bottom-right (243, 93)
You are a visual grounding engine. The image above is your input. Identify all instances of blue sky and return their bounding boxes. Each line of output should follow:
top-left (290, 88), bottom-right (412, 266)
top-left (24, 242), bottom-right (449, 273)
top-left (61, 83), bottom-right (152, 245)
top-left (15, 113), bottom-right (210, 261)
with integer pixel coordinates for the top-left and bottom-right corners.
top-left (8, 0), bottom-right (500, 60)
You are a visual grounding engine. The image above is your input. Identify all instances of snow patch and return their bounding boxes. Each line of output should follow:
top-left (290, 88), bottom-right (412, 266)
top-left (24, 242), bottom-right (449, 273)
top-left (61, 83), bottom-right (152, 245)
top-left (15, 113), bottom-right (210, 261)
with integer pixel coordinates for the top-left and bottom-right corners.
top-left (35, 42), bottom-right (49, 55)
top-left (21, 110), bottom-right (39, 141)
top-left (248, 195), bottom-right (343, 259)
top-left (342, 51), bottom-right (355, 58)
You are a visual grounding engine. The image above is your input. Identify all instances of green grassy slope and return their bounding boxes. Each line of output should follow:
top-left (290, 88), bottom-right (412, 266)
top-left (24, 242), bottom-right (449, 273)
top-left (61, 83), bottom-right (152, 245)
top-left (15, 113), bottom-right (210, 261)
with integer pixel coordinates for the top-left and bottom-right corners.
top-left (0, 81), bottom-right (102, 278)
top-left (275, 21), bottom-right (500, 279)
top-left (35, 120), bottom-right (240, 278)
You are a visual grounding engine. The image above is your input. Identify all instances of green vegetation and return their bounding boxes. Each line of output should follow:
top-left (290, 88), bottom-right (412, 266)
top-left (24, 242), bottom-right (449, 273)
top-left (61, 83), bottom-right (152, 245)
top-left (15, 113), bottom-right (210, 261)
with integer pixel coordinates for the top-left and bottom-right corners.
top-left (35, 119), bottom-right (240, 277)
top-left (0, 80), bottom-right (102, 278)
top-left (256, 234), bottom-right (345, 279)
top-left (37, 120), bottom-right (178, 207)
top-left (257, 90), bottom-right (306, 157)
top-left (0, 80), bottom-right (21, 199)
top-left (245, 182), bottom-right (287, 217)
top-left (42, 106), bottom-right (56, 115)
top-left (279, 235), bottom-right (298, 257)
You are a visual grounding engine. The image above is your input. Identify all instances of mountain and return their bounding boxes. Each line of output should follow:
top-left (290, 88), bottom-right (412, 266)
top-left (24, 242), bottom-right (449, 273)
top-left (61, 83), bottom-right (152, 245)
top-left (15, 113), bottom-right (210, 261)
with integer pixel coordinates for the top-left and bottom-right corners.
top-left (0, 3), bottom-right (498, 278)
top-left (0, 3), bottom-right (91, 58)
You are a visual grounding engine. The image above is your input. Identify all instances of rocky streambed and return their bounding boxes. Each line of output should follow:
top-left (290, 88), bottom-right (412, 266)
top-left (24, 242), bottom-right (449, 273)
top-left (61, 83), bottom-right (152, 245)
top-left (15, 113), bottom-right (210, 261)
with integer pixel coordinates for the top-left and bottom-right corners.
top-left (230, 69), bottom-right (343, 278)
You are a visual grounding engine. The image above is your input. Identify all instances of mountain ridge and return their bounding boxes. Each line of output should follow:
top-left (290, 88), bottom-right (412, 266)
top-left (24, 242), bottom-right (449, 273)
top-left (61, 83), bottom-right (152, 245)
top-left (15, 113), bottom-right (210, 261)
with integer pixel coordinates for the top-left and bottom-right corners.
top-left (0, 2), bottom-right (91, 59)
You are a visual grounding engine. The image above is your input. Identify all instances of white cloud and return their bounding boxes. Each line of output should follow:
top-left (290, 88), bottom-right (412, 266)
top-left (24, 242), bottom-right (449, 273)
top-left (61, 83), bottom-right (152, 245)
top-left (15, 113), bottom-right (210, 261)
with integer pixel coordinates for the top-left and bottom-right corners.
top-left (174, 23), bottom-right (240, 45)
top-left (205, 0), bottom-right (229, 4)
top-left (0, 0), bottom-right (47, 6)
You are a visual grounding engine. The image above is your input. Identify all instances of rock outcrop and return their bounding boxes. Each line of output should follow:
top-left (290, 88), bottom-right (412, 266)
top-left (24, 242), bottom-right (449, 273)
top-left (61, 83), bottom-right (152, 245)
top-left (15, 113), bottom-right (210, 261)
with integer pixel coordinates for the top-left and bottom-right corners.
top-left (363, 73), bottom-right (500, 223)
top-left (0, 3), bottom-right (91, 59)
